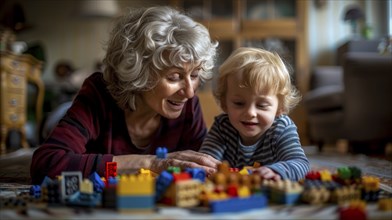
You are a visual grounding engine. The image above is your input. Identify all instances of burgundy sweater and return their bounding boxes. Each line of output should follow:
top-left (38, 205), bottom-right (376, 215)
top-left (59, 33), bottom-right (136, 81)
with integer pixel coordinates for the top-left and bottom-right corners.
top-left (30, 72), bottom-right (207, 184)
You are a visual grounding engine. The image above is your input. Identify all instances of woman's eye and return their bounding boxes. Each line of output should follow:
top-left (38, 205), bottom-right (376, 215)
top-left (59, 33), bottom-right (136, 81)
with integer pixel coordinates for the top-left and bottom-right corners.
top-left (191, 74), bottom-right (199, 80)
top-left (191, 69), bottom-right (200, 80)
top-left (167, 73), bottom-right (180, 81)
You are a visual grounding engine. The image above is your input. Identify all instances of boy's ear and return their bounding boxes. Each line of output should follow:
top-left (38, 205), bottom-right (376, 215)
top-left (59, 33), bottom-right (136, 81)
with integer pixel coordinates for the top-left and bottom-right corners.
top-left (276, 108), bottom-right (284, 117)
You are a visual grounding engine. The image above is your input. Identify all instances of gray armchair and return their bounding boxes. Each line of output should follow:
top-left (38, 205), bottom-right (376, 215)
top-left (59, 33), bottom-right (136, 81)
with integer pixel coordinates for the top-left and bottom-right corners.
top-left (304, 52), bottom-right (392, 153)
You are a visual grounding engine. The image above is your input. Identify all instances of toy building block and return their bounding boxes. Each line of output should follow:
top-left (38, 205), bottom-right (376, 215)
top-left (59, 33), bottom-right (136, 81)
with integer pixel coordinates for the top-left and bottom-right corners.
top-left (238, 167), bottom-right (250, 175)
top-left (378, 198), bottom-right (392, 211)
top-left (40, 176), bottom-right (54, 187)
top-left (362, 176), bottom-right (380, 192)
top-left (156, 146), bottom-right (168, 159)
top-left (139, 168), bottom-right (157, 177)
top-left (46, 179), bottom-right (62, 205)
top-left (29, 185), bottom-right (41, 199)
top-left (167, 166), bottom-right (181, 174)
top-left (339, 200), bottom-right (367, 220)
top-left (185, 167), bottom-right (206, 182)
top-left (349, 166), bottom-right (362, 180)
top-left (66, 191), bottom-right (102, 208)
top-left (89, 172), bottom-right (105, 193)
top-left (209, 195), bottom-right (268, 213)
top-left (117, 174), bottom-right (155, 212)
top-left (229, 167), bottom-right (240, 173)
top-left (305, 170), bottom-right (321, 180)
top-left (102, 186), bottom-right (117, 209)
top-left (117, 174), bottom-right (154, 196)
top-left (330, 185), bottom-right (361, 205)
top-left (0, 197), bottom-right (27, 211)
top-left (61, 171), bottom-right (83, 201)
top-left (237, 185), bottom-right (251, 198)
top-left (163, 179), bottom-right (202, 207)
top-left (105, 161), bottom-right (117, 181)
top-left (217, 161), bottom-right (230, 175)
top-left (80, 179), bottom-right (94, 194)
top-left (301, 186), bottom-right (330, 204)
top-left (361, 176), bottom-right (380, 201)
top-left (155, 170), bottom-right (174, 202)
top-left (270, 179), bottom-right (303, 205)
top-left (319, 169), bottom-right (333, 181)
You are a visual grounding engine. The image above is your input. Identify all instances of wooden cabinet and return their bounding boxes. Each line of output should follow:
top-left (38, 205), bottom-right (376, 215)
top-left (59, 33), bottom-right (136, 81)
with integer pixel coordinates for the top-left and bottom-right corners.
top-left (171, 0), bottom-right (310, 144)
top-left (0, 51), bottom-right (44, 154)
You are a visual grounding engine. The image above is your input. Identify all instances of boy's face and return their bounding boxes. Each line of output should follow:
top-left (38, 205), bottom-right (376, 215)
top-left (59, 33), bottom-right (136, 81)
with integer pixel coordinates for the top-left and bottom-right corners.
top-left (224, 74), bottom-right (280, 146)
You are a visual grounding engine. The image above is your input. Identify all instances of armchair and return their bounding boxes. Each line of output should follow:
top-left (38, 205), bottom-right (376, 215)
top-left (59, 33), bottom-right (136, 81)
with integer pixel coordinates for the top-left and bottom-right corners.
top-left (304, 52), bottom-right (392, 153)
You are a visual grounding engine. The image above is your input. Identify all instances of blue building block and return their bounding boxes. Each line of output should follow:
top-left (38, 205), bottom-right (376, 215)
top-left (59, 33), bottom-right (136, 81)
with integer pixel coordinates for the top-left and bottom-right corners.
top-left (40, 176), bottom-right (53, 187)
top-left (185, 168), bottom-right (206, 182)
top-left (117, 195), bottom-right (155, 210)
top-left (66, 191), bottom-right (102, 207)
top-left (271, 190), bottom-right (302, 205)
top-left (29, 185), bottom-right (41, 199)
top-left (155, 170), bottom-right (174, 201)
top-left (89, 172), bottom-right (105, 193)
top-left (156, 147), bottom-right (168, 159)
top-left (108, 176), bottom-right (118, 186)
top-left (209, 195), bottom-right (268, 213)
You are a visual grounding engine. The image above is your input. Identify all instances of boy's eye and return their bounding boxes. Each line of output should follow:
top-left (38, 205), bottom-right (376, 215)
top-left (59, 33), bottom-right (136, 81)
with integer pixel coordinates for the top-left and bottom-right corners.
top-left (233, 101), bottom-right (244, 106)
top-left (257, 103), bottom-right (269, 109)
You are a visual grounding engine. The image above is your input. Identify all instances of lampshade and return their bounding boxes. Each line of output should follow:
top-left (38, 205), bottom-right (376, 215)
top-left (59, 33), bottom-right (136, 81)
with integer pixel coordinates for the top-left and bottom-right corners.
top-left (79, 0), bottom-right (119, 18)
top-left (343, 5), bottom-right (364, 22)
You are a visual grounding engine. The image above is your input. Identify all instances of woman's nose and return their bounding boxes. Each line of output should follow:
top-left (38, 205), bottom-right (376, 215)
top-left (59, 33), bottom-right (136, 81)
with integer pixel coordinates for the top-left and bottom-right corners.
top-left (178, 80), bottom-right (195, 98)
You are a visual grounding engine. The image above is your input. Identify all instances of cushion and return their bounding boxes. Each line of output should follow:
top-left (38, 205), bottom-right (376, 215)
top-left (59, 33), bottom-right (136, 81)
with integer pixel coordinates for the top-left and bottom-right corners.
top-left (304, 85), bottom-right (344, 113)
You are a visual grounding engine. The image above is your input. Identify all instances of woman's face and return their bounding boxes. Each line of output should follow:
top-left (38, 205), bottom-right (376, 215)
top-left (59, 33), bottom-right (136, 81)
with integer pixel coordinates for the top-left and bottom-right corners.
top-left (142, 63), bottom-right (201, 119)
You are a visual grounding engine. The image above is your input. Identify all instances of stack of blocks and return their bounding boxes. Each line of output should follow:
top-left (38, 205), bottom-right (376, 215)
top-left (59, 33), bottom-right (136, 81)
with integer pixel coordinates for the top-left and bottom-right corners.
top-left (116, 174), bottom-right (155, 213)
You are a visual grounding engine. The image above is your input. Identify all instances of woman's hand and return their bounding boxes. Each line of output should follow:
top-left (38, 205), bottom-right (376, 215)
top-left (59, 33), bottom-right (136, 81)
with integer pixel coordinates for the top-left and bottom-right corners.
top-left (150, 150), bottom-right (221, 175)
top-left (252, 166), bottom-right (281, 181)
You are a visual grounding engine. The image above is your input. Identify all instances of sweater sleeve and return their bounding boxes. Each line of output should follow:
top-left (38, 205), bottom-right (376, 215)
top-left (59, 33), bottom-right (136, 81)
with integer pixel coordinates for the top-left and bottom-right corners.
top-left (266, 121), bottom-right (310, 181)
top-left (199, 114), bottom-right (227, 160)
top-left (30, 73), bottom-right (113, 184)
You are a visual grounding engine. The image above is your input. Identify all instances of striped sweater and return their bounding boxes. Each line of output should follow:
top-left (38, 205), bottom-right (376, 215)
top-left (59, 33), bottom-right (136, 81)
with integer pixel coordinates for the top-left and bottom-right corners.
top-left (199, 114), bottom-right (310, 181)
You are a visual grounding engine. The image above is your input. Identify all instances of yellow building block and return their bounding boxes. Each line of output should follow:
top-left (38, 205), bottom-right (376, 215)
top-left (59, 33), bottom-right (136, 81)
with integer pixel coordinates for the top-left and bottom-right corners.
top-left (378, 198), bottom-right (392, 211)
top-left (319, 170), bottom-right (332, 181)
top-left (80, 179), bottom-right (94, 194)
top-left (117, 174), bottom-right (155, 196)
top-left (165, 179), bottom-right (202, 207)
top-left (362, 176), bottom-right (380, 191)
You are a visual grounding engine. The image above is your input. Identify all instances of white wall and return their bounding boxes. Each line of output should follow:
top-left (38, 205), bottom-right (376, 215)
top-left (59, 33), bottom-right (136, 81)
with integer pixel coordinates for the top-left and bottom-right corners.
top-left (308, 0), bottom-right (390, 69)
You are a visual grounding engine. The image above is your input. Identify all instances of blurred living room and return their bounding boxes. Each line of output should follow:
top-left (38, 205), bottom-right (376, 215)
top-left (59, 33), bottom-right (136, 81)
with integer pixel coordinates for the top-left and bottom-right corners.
top-left (0, 0), bottom-right (391, 190)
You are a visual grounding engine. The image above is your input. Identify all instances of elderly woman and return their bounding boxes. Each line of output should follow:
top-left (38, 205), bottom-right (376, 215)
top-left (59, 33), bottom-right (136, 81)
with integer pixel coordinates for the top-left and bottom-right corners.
top-left (30, 6), bottom-right (220, 184)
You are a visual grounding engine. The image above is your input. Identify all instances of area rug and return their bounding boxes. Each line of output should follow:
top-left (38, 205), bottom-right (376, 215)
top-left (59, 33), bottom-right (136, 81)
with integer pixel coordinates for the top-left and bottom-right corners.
top-left (307, 152), bottom-right (392, 192)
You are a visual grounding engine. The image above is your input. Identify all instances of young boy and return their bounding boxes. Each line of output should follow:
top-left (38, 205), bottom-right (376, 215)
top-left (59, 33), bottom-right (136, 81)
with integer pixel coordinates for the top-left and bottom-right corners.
top-left (199, 47), bottom-right (310, 181)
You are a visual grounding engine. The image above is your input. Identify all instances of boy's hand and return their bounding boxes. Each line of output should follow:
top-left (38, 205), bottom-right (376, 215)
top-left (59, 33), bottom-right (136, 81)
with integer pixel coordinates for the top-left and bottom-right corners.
top-left (252, 166), bottom-right (281, 181)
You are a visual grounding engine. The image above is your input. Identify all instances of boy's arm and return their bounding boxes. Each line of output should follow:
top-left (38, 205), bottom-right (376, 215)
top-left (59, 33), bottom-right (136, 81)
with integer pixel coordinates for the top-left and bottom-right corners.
top-left (266, 124), bottom-right (310, 181)
top-left (198, 119), bottom-right (227, 161)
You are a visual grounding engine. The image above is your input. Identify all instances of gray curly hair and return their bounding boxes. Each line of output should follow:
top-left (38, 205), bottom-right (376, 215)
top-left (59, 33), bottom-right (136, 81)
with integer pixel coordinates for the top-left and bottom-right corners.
top-left (102, 6), bottom-right (218, 111)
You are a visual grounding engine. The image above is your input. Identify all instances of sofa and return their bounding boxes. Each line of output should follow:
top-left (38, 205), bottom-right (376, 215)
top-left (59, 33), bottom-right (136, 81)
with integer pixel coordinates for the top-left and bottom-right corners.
top-left (304, 40), bottom-right (392, 153)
